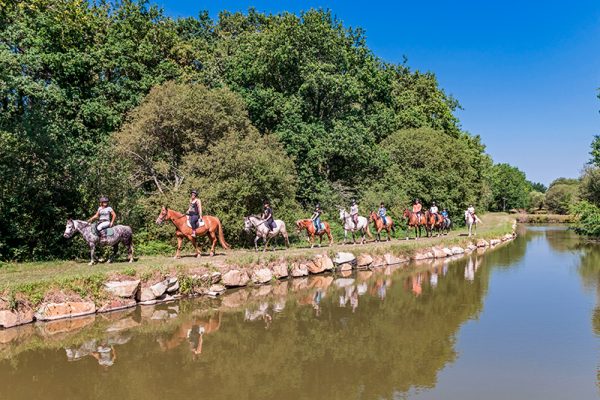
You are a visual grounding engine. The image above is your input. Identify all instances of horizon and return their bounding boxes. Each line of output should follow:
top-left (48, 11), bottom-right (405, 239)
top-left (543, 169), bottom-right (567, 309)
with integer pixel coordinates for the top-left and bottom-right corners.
top-left (156, 0), bottom-right (600, 186)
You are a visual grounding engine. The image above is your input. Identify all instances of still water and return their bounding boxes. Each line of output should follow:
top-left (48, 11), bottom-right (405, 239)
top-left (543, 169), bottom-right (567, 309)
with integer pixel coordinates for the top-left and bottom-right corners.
top-left (0, 226), bottom-right (598, 399)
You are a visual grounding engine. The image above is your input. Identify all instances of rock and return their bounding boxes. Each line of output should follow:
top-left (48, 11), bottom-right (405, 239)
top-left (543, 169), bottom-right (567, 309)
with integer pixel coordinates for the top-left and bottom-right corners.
top-left (310, 254), bottom-right (334, 274)
top-left (413, 250), bottom-right (434, 260)
top-left (356, 254), bottom-right (373, 267)
top-left (211, 272), bottom-right (222, 284)
top-left (35, 302), bottom-right (96, 321)
top-left (0, 309), bottom-right (34, 328)
top-left (36, 315), bottom-right (95, 336)
top-left (334, 278), bottom-right (355, 288)
top-left (451, 246), bottom-right (465, 255)
top-left (476, 239), bottom-right (489, 248)
top-left (104, 280), bottom-right (140, 298)
top-left (443, 248), bottom-right (453, 256)
top-left (272, 263), bottom-right (289, 279)
top-left (334, 252), bottom-right (356, 265)
top-left (252, 268), bottom-right (273, 284)
top-left (97, 299), bottom-right (137, 313)
top-left (166, 277), bottom-right (179, 293)
top-left (466, 244), bottom-right (477, 252)
top-left (291, 263), bottom-right (309, 277)
top-left (339, 263), bottom-right (353, 271)
top-left (150, 280), bottom-right (169, 297)
top-left (431, 247), bottom-right (447, 258)
top-left (385, 253), bottom-right (409, 264)
top-left (502, 233), bottom-right (513, 241)
top-left (193, 286), bottom-right (208, 296)
top-left (138, 287), bottom-right (156, 302)
top-left (490, 239), bottom-right (501, 246)
top-left (209, 284), bottom-right (226, 293)
top-left (222, 269), bottom-right (250, 287)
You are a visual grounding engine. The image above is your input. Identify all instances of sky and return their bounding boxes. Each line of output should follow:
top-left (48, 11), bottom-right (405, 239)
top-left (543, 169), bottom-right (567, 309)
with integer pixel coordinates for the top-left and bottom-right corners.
top-left (156, 0), bottom-right (600, 185)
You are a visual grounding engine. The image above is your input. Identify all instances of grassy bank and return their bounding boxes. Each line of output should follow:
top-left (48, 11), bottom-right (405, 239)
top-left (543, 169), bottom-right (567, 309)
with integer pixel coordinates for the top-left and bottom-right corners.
top-left (0, 213), bottom-right (514, 307)
top-left (515, 214), bottom-right (574, 224)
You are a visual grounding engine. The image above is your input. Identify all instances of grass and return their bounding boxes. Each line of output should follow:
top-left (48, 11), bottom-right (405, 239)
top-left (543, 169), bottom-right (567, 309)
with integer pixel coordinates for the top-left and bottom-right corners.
top-left (0, 213), bottom-right (515, 305)
top-left (515, 214), bottom-right (573, 224)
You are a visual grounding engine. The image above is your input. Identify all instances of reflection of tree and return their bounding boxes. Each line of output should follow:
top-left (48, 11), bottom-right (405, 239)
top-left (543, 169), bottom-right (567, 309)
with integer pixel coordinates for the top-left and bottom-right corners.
top-left (544, 227), bottom-right (581, 253)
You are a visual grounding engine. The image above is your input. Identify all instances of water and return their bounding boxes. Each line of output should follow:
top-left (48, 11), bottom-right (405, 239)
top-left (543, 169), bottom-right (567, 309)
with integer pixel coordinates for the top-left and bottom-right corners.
top-left (0, 226), bottom-right (598, 399)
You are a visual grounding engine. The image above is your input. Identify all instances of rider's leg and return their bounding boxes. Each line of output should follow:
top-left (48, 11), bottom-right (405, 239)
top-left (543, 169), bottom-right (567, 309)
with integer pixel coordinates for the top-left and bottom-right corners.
top-left (97, 221), bottom-right (110, 236)
top-left (190, 215), bottom-right (198, 237)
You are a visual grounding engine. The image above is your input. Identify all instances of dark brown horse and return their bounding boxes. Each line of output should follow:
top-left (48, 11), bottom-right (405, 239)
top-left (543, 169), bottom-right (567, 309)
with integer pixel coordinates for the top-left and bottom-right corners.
top-left (423, 211), bottom-right (438, 237)
top-left (369, 211), bottom-right (395, 242)
top-left (155, 206), bottom-right (230, 258)
top-left (403, 209), bottom-right (426, 240)
top-left (295, 219), bottom-right (334, 248)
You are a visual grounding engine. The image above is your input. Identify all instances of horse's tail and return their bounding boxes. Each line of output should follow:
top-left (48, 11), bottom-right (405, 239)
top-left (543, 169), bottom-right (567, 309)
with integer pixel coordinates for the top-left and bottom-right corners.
top-left (391, 220), bottom-right (396, 233)
top-left (365, 222), bottom-right (373, 239)
top-left (216, 218), bottom-right (231, 250)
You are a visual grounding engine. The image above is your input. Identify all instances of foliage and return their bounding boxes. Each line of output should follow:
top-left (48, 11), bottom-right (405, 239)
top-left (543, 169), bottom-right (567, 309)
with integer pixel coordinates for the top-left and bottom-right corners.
top-left (590, 135), bottom-right (600, 168)
top-left (488, 163), bottom-right (531, 211)
top-left (528, 191), bottom-right (545, 211)
top-left (528, 181), bottom-right (547, 193)
top-left (579, 166), bottom-right (600, 206)
top-left (572, 201), bottom-right (600, 237)
top-left (545, 183), bottom-right (578, 215)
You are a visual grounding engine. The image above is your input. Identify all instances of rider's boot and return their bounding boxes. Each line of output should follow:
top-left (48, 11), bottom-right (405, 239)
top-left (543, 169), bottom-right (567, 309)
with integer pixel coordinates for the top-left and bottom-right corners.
top-left (191, 229), bottom-right (196, 238)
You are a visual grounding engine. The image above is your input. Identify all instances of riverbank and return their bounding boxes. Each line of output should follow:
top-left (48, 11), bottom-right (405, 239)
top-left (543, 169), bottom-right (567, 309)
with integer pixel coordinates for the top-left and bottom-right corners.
top-left (0, 213), bottom-right (516, 329)
top-left (515, 213), bottom-right (574, 224)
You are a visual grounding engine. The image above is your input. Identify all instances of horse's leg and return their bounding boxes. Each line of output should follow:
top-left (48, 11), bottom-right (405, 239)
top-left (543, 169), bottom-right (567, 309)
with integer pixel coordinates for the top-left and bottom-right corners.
top-left (310, 233), bottom-right (314, 249)
top-left (327, 230), bottom-right (333, 246)
top-left (128, 238), bottom-right (134, 263)
top-left (108, 244), bottom-right (118, 263)
top-left (254, 236), bottom-right (260, 252)
top-left (208, 231), bottom-right (217, 256)
top-left (88, 243), bottom-right (96, 266)
top-left (174, 236), bottom-right (183, 259)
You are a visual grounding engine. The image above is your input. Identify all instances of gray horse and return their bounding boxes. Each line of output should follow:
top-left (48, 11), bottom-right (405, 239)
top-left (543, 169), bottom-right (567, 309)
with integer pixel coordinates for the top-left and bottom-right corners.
top-left (243, 215), bottom-right (290, 252)
top-left (63, 219), bottom-right (134, 265)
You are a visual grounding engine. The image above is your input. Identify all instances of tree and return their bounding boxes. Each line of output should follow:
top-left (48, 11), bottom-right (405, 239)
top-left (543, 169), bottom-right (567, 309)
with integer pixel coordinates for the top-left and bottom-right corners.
top-left (528, 191), bottom-right (545, 211)
top-left (579, 166), bottom-right (600, 206)
top-left (528, 181), bottom-right (547, 193)
top-left (545, 184), bottom-right (578, 214)
top-left (489, 164), bottom-right (531, 211)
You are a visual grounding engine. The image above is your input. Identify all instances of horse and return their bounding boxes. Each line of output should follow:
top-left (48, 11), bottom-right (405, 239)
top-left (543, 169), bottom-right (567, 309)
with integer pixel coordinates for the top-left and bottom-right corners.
top-left (244, 215), bottom-right (290, 252)
top-left (368, 211), bottom-right (395, 242)
top-left (155, 206), bottom-right (230, 258)
top-left (339, 209), bottom-right (372, 244)
top-left (465, 211), bottom-right (481, 237)
top-left (425, 211), bottom-right (446, 237)
top-left (402, 209), bottom-right (426, 240)
top-left (440, 215), bottom-right (452, 235)
top-left (295, 219), bottom-right (333, 248)
top-left (63, 219), bottom-right (134, 266)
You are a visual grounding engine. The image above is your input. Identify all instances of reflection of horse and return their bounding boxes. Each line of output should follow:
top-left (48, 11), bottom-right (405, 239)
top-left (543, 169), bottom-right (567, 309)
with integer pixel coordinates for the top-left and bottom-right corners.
top-left (295, 219), bottom-right (333, 248)
top-left (465, 211), bottom-right (480, 237)
top-left (369, 211), bottom-right (395, 242)
top-left (63, 219), bottom-right (134, 265)
top-left (244, 215), bottom-right (290, 252)
top-left (339, 209), bottom-right (372, 244)
top-left (157, 312), bottom-right (222, 357)
top-left (155, 207), bottom-right (230, 258)
top-left (402, 209), bottom-right (426, 240)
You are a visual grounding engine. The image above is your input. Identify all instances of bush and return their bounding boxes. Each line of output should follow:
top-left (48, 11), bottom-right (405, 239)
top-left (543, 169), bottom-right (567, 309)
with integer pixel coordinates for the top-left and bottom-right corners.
top-left (545, 183), bottom-right (578, 214)
top-left (572, 201), bottom-right (600, 237)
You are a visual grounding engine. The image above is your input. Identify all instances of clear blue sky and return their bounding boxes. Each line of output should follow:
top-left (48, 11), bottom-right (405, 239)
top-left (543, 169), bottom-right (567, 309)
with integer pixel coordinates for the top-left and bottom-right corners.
top-left (157, 0), bottom-right (600, 185)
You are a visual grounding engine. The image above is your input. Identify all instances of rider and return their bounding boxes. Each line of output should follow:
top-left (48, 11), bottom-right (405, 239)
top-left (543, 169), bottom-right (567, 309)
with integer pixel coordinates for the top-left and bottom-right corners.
top-left (187, 189), bottom-right (202, 238)
top-left (467, 204), bottom-right (478, 222)
top-left (412, 199), bottom-right (422, 221)
top-left (350, 200), bottom-right (359, 229)
top-left (311, 203), bottom-right (322, 232)
top-left (263, 200), bottom-right (275, 231)
top-left (378, 202), bottom-right (387, 226)
top-left (441, 208), bottom-right (449, 221)
top-left (88, 196), bottom-right (116, 236)
top-left (430, 201), bottom-right (439, 223)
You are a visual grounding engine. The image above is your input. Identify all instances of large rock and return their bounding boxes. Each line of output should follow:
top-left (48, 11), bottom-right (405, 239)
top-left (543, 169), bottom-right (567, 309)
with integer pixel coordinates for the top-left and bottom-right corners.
top-left (476, 239), bottom-right (489, 248)
top-left (310, 254), bottom-right (334, 274)
top-left (466, 244), bottom-right (477, 252)
top-left (222, 269), bottom-right (250, 287)
top-left (35, 302), bottom-right (96, 321)
top-left (412, 250), bottom-right (433, 261)
top-left (211, 272), bottom-right (222, 284)
top-left (431, 247), bottom-right (447, 258)
top-left (150, 280), bottom-right (169, 297)
top-left (104, 280), bottom-right (140, 298)
top-left (356, 254), bottom-right (373, 267)
top-left (334, 252), bottom-right (356, 265)
top-left (443, 247), bottom-right (453, 256)
top-left (291, 263), bottom-right (309, 277)
top-left (166, 277), bottom-right (179, 293)
top-left (252, 268), bottom-right (273, 284)
top-left (490, 239), bottom-right (501, 246)
top-left (98, 298), bottom-right (137, 313)
top-left (451, 246), bottom-right (465, 255)
top-left (339, 263), bottom-right (353, 271)
top-left (208, 284), bottom-right (226, 296)
top-left (385, 253), bottom-right (409, 264)
top-left (502, 233), bottom-right (514, 241)
top-left (138, 287), bottom-right (157, 302)
top-left (0, 309), bottom-right (34, 328)
top-left (272, 263), bottom-right (289, 279)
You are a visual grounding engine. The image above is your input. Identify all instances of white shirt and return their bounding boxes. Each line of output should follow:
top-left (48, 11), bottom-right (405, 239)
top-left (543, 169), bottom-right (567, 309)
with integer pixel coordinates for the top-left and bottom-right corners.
top-left (350, 205), bottom-right (358, 215)
top-left (430, 206), bottom-right (438, 213)
top-left (467, 206), bottom-right (475, 214)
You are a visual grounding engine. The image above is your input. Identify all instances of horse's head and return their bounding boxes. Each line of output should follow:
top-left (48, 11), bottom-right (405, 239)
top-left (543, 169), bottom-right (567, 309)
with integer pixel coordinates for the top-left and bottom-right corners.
top-left (339, 209), bottom-right (346, 220)
top-left (243, 216), bottom-right (253, 232)
top-left (369, 210), bottom-right (377, 221)
top-left (295, 220), bottom-right (304, 232)
top-left (156, 206), bottom-right (169, 224)
top-left (402, 209), bottom-right (410, 218)
top-left (63, 219), bottom-right (76, 238)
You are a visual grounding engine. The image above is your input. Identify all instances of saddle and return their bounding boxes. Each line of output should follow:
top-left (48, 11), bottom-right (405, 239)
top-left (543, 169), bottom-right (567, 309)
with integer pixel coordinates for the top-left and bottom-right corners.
top-left (186, 216), bottom-right (206, 228)
top-left (93, 223), bottom-right (114, 237)
top-left (314, 222), bottom-right (326, 232)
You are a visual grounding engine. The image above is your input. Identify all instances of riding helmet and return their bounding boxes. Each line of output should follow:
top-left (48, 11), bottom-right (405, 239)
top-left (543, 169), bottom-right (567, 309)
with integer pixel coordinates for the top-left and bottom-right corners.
top-left (190, 189), bottom-right (198, 195)
top-left (99, 196), bottom-right (109, 203)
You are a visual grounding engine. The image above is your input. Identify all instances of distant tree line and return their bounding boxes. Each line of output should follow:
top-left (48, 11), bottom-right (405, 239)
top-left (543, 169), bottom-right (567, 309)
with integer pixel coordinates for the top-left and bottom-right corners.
top-left (0, 1), bottom-right (537, 260)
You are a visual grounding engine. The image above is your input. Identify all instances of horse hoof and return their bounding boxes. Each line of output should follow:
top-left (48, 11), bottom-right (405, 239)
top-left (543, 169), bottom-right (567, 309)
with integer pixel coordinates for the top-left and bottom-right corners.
top-left (196, 254), bottom-right (201, 258)
top-left (88, 262), bottom-right (94, 266)
top-left (209, 252), bottom-right (214, 257)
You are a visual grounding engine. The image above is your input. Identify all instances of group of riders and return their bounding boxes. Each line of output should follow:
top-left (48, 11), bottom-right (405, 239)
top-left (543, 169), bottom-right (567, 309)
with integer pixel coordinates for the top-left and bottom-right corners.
top-left (89, 190), bottom-right (477, 238)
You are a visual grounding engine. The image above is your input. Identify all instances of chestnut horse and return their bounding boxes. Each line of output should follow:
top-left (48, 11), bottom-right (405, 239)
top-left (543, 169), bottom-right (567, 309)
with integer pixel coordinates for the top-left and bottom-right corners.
top-left (424, 211), bottom-right (443, 238)
top-left (402, 209), bottom-right (426, 240)
top-left (369, 211), bottom-right (395, 242)
top-left (295, 219), bottom-right (334, 248)
top-left (155, 206), bottom-right (230, 258)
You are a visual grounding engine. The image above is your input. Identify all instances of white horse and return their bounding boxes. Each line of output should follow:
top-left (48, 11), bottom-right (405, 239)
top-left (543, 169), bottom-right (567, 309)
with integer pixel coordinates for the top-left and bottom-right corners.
top-left (339, 209), bottom-right (372, 244)
top-left (244, 215), bottom-right (290, 252)
top-left (464, 211), bottom-right (481, 237)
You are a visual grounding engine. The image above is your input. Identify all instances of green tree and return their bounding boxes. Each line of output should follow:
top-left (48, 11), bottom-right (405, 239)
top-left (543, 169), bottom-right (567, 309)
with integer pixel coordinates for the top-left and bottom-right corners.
top-left (545, 183), bottom-right (578, 214)
top-left (528, 191), bottom-right (545, 211)
top-left (579, 166), bottom-right (600, 206)
top-left (489, 163), bottom-right (531, 211)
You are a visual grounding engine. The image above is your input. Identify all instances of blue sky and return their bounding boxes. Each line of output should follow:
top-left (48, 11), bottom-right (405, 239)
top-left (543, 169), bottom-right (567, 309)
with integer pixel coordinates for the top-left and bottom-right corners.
top-left (157, 0), bottom-right (600, 185)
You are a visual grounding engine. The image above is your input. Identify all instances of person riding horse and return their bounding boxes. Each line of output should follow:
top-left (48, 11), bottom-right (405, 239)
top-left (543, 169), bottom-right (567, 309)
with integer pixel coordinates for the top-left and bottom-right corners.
top-left (88, 196), bottom-right (116, 237)
top-left (413, 199), bottom-right (422, 221)
top-left (467, 204), bottom-right (478, 222)
top-left (311, 204), bottom-right (322, 232)
top-left (187, 190), bottom-right (202, 238)
top-left (263, 200), bottom-right (276, 231)
top-left (378, 202), bottom-right (387, 226)
top-left (350, 200), bottom-right (359, 229)
top-left (441, 208), bottom-right (449, 222)
top-left (430, 201), bottom-right (439, 223)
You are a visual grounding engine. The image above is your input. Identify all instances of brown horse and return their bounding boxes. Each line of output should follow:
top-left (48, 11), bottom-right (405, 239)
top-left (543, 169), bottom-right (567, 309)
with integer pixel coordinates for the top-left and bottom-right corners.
top-left (403, 209), bottom-right (426, 240)
top-left (369, 211), bottom-right (395, 242)
top-left (155, 206), bottom-right (230, 258)
top-left (295, 219), bottom-right (334, 248)
top-left (424, 211), bottom-right (440, 237)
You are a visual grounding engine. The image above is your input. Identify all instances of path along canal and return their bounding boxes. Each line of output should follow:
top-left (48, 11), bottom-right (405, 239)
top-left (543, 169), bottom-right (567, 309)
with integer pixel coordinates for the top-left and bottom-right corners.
top-left (0, 225), bottom-right (598, 399)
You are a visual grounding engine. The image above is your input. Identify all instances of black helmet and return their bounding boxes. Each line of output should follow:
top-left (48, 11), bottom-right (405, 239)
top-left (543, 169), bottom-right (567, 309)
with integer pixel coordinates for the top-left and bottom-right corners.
top-left (190, 189), bottom-right (198, 195)
top-left (99, 196), bottom-right (109, 203)
top-left (263, 200), bottom-right (270, 206)
top-left (316, 203), bottom-right (321, 208)
top-left (432, 201), bottom-right (436, 205)
top-left (415, 198), bottom-right (420, 203)
top-left (351, 199), bottom-right (356, 205)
